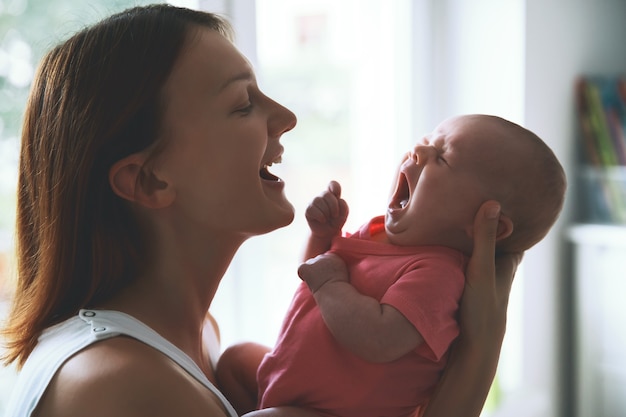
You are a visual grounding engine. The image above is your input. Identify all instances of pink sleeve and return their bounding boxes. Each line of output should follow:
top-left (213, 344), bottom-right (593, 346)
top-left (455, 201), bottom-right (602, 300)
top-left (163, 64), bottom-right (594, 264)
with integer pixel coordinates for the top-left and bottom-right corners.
top-left (380, 259), bottom-right (465, 361)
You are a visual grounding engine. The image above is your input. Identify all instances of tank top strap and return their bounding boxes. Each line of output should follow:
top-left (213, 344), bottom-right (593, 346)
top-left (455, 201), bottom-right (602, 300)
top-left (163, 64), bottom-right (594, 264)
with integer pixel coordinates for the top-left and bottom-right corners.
top-left (78, 309), bottom-right (238, 417)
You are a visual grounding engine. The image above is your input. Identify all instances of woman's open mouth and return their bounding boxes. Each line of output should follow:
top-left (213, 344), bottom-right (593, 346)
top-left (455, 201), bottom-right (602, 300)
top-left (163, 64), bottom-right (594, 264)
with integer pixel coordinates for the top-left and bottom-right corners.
top-left (260, 165), bottom-right (280, 181)
top-left (260, 156), bottom-right (283, 182)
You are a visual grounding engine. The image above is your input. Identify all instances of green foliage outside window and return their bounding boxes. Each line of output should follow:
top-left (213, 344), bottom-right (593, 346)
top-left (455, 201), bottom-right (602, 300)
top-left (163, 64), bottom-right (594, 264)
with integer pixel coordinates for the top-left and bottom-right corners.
top-left (0, 0), bottom-right (158, 298)
top-left (1, 0), bottom-right (159, 143)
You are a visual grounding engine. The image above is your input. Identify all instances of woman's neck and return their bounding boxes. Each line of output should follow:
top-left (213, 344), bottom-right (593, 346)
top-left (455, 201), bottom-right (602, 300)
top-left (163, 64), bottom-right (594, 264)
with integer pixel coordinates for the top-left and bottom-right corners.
top-left (99, 234), bottom-right (244, 372)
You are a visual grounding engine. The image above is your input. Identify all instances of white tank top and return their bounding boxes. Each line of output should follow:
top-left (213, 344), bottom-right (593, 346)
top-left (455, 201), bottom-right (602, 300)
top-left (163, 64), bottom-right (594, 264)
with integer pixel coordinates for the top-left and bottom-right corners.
top-left (4, 309), bottom-right (238, 417)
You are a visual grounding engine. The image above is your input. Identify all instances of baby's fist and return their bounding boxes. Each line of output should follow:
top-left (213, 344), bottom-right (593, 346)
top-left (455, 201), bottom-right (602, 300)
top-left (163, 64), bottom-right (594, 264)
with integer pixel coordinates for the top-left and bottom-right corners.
top-left (298, 253), bottom-right (349, 293)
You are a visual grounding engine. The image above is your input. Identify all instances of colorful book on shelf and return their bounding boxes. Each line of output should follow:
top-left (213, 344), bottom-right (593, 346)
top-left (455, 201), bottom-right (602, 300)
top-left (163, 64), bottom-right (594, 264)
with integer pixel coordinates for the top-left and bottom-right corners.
top-left (576, 76), bottom-right (626, 167)
top-left (618, 78), bottom-right (626, 112)
top-left (618, 77), bottom-right (626, 161)
top-left (587, 78), bottom-right (618, 166)
top-left (576, 75), bottom-right (626, 224)
top-left (576, 78), bottom-right (602, 165)
top-left (600, 77), bottom-right (626, 165)
top-left (607, 108), bottom-right (626, 165)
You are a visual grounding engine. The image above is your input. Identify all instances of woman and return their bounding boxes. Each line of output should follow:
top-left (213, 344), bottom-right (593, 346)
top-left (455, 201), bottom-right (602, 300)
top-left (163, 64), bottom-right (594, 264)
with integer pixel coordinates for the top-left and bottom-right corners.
top-left (1, 5), bottom-right (521, 417)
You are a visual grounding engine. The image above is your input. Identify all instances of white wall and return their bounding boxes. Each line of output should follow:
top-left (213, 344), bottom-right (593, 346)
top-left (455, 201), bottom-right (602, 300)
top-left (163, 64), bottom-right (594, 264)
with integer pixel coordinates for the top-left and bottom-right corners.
top-left (424, 1), bottom-right (626, 417)
top-left (438, 0), bottom-right (524, 125)
top-left (524, 1), bottom-right (626, 416)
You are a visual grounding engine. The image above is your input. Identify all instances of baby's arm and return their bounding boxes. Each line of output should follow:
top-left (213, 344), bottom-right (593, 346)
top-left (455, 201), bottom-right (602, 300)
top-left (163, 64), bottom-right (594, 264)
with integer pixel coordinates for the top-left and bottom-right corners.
top-left (303, 181), bottom-right (349, 261)
top-left (215, 342), bottom-right (270, 415)
top-left (298, 254), bottom-right (424, 363)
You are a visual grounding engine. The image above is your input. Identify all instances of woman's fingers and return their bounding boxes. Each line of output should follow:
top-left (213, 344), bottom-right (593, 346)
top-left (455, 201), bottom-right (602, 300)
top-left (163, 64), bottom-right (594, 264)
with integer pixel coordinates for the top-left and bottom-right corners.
top-left (466, 201), bottom-right (501, 289)
top-left (494, 251), bottom-right (523, 306)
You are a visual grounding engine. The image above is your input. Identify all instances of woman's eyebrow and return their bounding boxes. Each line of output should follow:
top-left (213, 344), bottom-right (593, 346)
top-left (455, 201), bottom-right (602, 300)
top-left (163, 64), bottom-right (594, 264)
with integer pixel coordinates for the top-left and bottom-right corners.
top-left (216, 71), bottom-right (254, 93)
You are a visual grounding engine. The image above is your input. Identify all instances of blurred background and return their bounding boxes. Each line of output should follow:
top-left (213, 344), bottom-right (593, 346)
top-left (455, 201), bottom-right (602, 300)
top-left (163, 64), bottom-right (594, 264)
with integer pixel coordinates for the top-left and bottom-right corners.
top-left (1, 1), bottom-right (625, 416)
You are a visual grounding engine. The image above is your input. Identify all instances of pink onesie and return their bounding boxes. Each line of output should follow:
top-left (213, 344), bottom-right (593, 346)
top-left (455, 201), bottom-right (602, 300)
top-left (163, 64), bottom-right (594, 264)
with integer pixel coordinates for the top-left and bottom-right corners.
top-left (257, 216), bottom-right (468, 417)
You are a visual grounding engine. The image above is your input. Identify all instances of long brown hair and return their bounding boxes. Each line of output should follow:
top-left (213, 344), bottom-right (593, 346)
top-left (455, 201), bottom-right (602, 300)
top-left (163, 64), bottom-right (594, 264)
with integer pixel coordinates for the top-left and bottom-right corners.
top-left (2, 4), bottom-right (233, 368)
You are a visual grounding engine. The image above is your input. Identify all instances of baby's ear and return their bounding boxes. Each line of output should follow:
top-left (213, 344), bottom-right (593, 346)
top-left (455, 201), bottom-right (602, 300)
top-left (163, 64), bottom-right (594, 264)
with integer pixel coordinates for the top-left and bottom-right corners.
top-left (465, 211), bottom-right (514, 243)
top-left (109, 153), bottom-right (175, 209)
top-left (495, 213), bottom-right (514, 242)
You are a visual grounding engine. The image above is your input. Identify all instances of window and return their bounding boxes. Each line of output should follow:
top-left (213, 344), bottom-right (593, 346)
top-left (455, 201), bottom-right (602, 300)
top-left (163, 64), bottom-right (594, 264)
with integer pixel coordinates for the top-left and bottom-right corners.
top-left (211, 0), bottom-right (415, 349)
top-left (212, 2), bottom-right (527, 416)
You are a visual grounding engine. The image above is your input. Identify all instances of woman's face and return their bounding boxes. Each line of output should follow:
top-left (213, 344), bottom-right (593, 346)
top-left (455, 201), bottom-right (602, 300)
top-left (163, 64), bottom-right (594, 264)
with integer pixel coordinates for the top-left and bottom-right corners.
top-left (154, 28), bottom-right (297, 239)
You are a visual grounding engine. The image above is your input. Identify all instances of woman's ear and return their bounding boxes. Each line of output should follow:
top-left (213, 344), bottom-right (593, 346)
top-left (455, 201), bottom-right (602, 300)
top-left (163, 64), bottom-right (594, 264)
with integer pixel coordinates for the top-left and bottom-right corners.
top-left (109, 153), bottom-right (175, 209)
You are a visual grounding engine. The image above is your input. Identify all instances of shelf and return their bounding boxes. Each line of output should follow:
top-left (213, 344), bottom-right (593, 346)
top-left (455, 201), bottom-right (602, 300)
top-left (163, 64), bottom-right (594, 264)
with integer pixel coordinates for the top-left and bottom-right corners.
top-left (567, 223), bottom-right (626, 247)
top-left (570, 223), bottom-right (626, 417)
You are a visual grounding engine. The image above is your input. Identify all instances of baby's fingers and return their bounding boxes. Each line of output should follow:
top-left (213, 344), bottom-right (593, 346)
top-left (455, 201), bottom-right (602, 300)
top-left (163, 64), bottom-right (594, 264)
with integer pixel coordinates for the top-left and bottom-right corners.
top-left (321, 181), bottom-right (343, 218)
top-left (305, 202), bottom-right (329, 224)
top-left (308, 182), bottom-right (342, 218)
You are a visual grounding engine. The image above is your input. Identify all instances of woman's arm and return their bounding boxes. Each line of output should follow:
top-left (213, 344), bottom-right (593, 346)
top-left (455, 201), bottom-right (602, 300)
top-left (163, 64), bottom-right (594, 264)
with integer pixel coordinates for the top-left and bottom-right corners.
top-left (419, 201), bottom-right (523, 417)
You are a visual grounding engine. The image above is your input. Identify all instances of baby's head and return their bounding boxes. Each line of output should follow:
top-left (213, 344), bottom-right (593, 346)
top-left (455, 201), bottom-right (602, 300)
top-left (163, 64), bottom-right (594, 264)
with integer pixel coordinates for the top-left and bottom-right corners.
top-left (467, 115), bottom-right (566, 252)
top-left (386, 114), bottom-right (566, 254)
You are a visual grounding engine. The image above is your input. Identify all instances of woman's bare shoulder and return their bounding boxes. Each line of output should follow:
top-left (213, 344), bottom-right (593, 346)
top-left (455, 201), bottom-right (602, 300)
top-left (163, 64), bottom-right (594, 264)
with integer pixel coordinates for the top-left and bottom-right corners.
top-left (34, 336), bottom-right (229, 417)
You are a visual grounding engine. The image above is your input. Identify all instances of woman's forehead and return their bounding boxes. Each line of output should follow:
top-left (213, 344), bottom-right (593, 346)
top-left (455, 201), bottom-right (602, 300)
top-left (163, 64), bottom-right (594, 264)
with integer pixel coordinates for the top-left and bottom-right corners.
top-left (168, 28), bottom-right (254, 94)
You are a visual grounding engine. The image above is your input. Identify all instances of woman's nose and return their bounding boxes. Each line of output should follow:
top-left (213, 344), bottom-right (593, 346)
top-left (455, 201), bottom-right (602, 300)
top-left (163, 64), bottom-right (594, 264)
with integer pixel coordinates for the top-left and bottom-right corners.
top-left (268, 99), bottom-right (297, 137)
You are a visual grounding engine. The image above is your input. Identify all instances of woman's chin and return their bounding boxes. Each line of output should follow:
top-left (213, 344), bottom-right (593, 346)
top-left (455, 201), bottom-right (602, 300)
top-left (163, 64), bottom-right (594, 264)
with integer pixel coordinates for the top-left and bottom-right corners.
top-left (275, 202), bottom-right (296, 228)
top-left (257, 200), bottom-right (295, 235)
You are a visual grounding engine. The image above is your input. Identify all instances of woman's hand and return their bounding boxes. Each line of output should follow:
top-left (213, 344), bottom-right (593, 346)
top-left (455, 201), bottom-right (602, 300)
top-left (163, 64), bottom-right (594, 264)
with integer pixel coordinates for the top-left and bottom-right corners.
top-left (461, 201), bottom-right (523, 346)
top-left (419, 201), bottom-right (523, 417)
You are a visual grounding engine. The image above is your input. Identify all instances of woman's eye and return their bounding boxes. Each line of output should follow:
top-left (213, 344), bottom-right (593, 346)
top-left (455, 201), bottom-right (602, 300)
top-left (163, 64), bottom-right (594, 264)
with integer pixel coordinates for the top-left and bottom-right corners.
top-left (236, 102), bottom-right (253, 115)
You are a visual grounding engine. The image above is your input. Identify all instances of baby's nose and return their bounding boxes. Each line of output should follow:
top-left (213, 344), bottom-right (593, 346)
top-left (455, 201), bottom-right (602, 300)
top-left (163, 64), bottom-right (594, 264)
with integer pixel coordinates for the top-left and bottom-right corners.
top-left (412, 145), bottom-right (437, 163)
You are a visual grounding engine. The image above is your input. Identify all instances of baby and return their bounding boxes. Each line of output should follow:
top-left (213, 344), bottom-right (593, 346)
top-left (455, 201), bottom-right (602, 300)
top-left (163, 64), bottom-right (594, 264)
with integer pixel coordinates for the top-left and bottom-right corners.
top-left (217, 114), bottom-right (566, 417)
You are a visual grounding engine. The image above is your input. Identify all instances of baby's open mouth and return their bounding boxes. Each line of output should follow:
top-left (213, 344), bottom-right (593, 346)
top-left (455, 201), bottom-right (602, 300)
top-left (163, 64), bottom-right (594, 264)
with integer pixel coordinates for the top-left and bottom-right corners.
top-left (390, 172), bottom-right (410, 209)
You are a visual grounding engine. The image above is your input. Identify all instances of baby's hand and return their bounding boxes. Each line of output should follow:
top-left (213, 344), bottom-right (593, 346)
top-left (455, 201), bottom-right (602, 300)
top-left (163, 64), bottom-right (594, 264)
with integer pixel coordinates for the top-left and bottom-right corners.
top-left (298, 253), bottom-right (349, 293)
top-left (305, 181), bottom-right (349, 239)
